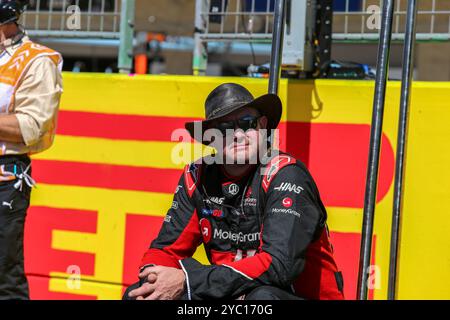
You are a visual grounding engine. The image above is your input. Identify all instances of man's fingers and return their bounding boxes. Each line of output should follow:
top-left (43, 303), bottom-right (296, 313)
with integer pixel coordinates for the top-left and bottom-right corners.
top-left (139, 267), bottom-right (154, 279)
top-left (147, 273), bottom-right (157, 283)
top-left (128, 282), bottom-right (156, 298)
top-left (129, 283), bottom-right (155, 298)
top-left (139, 265), bottom-right (162, 278)
top-left (146, 291), bottom-right (162, 300)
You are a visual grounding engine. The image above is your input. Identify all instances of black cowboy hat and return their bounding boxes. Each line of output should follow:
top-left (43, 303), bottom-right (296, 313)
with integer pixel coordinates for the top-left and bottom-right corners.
top-left (185, 83), bottom-right (282, 144)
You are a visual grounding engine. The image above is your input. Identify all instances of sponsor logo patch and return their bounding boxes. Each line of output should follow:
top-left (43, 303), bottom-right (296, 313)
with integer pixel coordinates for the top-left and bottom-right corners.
top-left (204, 197), bottom-right (225, 205)
top-left (199, 218), bottom-right (212, 243)
top-left (244, 197), bottom-right (257, 207)
top-left (282, 197), bottom-right (293, 208)
top-left (171, 201), bottom-right (179, 210)
top-left (213, 229), bottom-right (260, 243)
top-left (274, 182), bottom-right (304, 194)
top-left (271, 207), bottom-right (301, 219)
top-left (201, 208), bottom-right (224, 218)
top-left (228, 183), bottom-right (239, 196)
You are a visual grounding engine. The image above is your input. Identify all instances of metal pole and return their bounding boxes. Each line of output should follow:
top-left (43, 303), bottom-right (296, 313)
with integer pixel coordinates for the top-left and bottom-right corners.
top-left (193, 0), bottom-right (208, 76)
top-left (268, 0), bottom-right (286, 95)
top-left (118, 0), bottom-right (135, 73)
top-left (388, 0), bottom-right (418, 301)
top-left (356, 0), bottom-right (395, 301)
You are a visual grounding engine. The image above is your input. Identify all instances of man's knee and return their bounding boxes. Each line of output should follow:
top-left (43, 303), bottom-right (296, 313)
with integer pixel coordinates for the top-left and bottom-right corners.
top-left (244, 286), bottom-right (302, 300)
top-left (245, 286), bottom-right (280, 300)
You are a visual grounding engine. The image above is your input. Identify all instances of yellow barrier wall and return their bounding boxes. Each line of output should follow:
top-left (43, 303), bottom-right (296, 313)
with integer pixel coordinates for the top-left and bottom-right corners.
top-left (25, 74), bottom-right (450, 300)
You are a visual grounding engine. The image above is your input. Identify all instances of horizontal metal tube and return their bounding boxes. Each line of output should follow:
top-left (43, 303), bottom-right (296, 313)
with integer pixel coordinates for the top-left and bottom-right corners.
top-left (27, 30), bottom-right (120, 38)
top-left (333, 33), bottom-right (450, 41)
top-left (199, 33), bottom-right (273, 40)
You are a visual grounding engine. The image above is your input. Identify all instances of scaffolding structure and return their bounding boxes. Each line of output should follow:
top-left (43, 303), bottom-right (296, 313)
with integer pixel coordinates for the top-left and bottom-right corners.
top-left (193, 0), bottom-right (450, 74)
top-left (21, 0), bottom-right (135, 72)
top-left (333, 0), bottom-right (450, 42)
top-left (194, 0), bottom-right (450, 42)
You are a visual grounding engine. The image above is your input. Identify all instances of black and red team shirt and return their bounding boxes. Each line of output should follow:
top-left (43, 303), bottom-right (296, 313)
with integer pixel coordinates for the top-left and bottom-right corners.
top-left (140, 151), bottom-right (345, 300)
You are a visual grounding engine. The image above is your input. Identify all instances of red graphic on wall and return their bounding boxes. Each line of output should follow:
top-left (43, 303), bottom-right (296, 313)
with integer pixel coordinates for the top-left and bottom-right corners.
top-left (26, 112), bottom-right (393, 300)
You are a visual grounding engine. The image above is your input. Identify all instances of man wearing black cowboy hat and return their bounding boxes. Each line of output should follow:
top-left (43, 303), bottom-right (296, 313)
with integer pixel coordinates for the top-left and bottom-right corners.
top-left (124, 83), bottom-right (344, 300)
top-left (0, 0), bottom-right (63, 299)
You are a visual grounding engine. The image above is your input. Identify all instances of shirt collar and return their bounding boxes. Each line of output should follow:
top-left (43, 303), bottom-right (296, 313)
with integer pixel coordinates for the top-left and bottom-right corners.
top-left (0, 30), bottom-right (28, 57)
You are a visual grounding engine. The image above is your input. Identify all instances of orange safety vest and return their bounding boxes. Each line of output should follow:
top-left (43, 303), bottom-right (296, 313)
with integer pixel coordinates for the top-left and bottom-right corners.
top-left (0, 40), bottom-right (62, 179)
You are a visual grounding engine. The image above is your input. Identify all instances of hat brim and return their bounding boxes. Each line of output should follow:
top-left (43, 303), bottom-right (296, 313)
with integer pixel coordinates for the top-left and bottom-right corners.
top-left (185, 93), bottom-right (282, 145)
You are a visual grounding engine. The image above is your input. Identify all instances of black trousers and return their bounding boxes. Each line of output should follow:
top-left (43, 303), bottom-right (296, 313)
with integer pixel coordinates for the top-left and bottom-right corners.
top-left (244, 286), bottom-right (303, 300)
top-left (122, 281), bottom-right (302, 300)
top-left (0, 157), bottom-right (32, 300)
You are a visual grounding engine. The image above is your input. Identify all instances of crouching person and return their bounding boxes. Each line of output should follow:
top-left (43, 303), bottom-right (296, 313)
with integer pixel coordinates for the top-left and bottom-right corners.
top-left (124, 84), bottom-right (344, 300)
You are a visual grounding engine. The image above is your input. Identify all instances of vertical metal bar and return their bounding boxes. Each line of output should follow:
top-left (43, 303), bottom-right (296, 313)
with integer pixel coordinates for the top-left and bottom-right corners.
top-left (235, 0), bottom-right (240, 33)
top-left (220, 0), bottom-right (225, 34)
top-left (395, 0), bottom-right (400, 36)
top-left (268, 0), bottom-right (286, 95)
top-left (76, 0), bottom-right (80, 30)
top-left (430, 0), bottom-right (436, 34)
top-left (193, 0), bottom-right (208, 75)
top-left (87, 0), bottom-right (93, 32)
top-left (356, 0), bottom-right (395, 301)
top-left (344, 0), bottom-right (349, 34)
top-left (206, 0), bottom-right (210, 34)
top-left (47, 0), bottom-right (54, 30)
top-left (448, 14), bottom-right (450, 36)
top-left (388, 0), bottom-right (417, 301)
top-left (35, 0), bottom-right (41, 30)
top-left (113, 0), bottom-right (119, 32)
top-left (361, 0), bottom-right (367, 35)
top-left (250, 0), bottom-right (255, 34)
top-left (60, 0), bottom-right (67, 31)
top-left (100, 0), bottom-right (106, 32)
top-left (118, 0), bottom-right (135, 74)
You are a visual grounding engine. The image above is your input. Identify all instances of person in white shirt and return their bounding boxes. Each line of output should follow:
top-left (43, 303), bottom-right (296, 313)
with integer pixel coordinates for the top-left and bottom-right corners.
top-left (0, 0), bottom-right (63, 299)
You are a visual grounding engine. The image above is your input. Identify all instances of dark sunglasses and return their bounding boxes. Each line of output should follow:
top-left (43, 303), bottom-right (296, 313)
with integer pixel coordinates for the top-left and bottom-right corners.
top-left (213, 115), bottom-right (261, 136)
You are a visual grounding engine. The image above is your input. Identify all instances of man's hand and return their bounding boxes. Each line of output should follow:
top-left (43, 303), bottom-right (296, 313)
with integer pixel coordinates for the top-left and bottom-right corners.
top-left (128, 266), bottom-right (186, 300)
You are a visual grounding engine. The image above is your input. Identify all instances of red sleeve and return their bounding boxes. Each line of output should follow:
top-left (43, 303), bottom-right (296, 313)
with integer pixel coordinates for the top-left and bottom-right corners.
top-left (140, 164), bottom-right (202, 270)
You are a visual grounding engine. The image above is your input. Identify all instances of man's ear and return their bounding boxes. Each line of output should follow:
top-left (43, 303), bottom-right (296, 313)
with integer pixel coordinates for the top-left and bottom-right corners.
top-left (259, 116), bottom-right (268, 129)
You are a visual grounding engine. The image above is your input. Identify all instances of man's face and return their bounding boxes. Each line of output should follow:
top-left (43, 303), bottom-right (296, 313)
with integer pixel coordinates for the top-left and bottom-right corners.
top-left (209, 107), bottom-right (268, 165)
top-left (0, 25), bottom-right (7, 43)
top-left (0, 22), bottom-right (16, 44)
